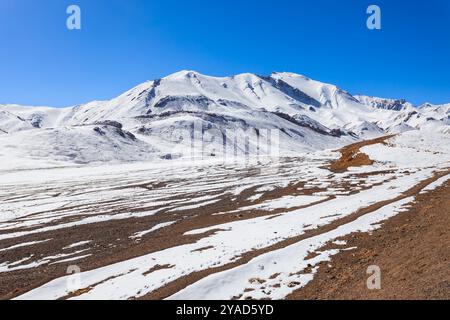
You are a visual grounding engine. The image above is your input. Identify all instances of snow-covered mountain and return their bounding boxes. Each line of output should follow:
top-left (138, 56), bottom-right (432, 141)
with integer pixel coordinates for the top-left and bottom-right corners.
top-left (0, 71), bottom-right (448, 165)
top-left (418, 103), bottom-right (450, 121)
top-left (355, 95), bottom-right (414, 111)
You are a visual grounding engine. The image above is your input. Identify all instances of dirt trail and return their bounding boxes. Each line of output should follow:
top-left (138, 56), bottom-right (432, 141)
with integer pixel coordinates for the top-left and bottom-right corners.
top-left (140, 169), bottom-right (450, 300)
top-left (288, 177), bottom-right (450, 300)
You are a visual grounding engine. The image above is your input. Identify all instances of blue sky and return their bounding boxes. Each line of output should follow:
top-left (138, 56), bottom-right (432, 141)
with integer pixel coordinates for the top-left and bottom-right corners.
top-left (0, 0), bottom-right (449, 107)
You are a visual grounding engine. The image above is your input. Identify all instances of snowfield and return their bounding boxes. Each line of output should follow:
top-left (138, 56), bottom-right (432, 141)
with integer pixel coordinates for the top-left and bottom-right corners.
top-left (0, 129), bottom-right (447, 300)
top-left (0, 71), bottom-right (449, 300)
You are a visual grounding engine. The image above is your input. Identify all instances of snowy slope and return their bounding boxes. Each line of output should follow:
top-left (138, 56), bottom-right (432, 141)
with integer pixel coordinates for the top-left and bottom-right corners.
top-left (0, 71), bottom-right (448, 166)
top-left (355, 95), bottom-right (414, 111)
top-left (418, 103), bottom-right (450, 122)
top-left (0, 123), bottom-right (157, 169)
top-left (0, 110), bottom-right (35, 133)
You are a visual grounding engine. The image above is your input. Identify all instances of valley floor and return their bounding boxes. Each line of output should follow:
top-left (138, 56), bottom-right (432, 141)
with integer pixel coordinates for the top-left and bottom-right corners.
top-left (0, 132), bottom-right (449, 300)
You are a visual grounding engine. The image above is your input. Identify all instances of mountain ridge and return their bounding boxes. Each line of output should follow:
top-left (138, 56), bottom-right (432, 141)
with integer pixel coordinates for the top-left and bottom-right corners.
top-left (0, 71), bottom-right (448, 165)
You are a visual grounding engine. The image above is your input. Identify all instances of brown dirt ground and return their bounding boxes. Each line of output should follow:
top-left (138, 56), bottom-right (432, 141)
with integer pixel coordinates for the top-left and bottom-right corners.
top-left (287, 177), bottom-right (450, 300)
top-left (330, 135), bottom-right (395, 172)
top-left (0, 160), bottom-right (338, 299)
top-left (138, 168), bottom-right (450, 300)
top-left (2, 136), bottom-right (448, 300)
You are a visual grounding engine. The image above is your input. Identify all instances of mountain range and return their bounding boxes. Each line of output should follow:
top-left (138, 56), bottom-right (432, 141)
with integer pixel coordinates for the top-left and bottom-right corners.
top-left (0, 71), bottom-right (449, 165)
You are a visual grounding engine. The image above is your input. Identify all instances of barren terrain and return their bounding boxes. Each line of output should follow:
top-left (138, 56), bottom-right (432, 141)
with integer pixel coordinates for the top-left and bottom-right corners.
top-left (0, 131), bottom-right (449, 300)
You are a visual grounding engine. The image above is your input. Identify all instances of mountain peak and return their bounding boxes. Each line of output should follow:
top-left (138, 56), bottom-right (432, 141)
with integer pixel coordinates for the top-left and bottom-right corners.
top-left (165, 70), bottom-right (201, 79)
top-left (271, 72), bottom-right (311, 81)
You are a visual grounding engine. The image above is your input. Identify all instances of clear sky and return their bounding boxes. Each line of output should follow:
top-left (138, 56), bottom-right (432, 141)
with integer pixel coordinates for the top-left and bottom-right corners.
top-left (0, 0), bottom-right (449, 107)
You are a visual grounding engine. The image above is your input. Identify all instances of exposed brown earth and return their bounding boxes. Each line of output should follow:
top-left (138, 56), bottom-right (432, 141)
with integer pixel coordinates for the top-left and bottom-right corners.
top-left (330, 135), bottom-right (394, 172)
top-left (1, 135), bottom-right (448, 300)
top-left (288, 178), bottom-right (450, 300)
top-left (138, 168), bottom-right (450, 300)
top-left (0, 160), bottom-right (340, 299)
